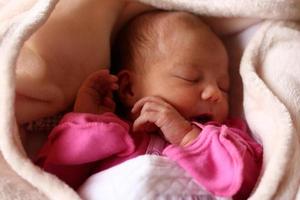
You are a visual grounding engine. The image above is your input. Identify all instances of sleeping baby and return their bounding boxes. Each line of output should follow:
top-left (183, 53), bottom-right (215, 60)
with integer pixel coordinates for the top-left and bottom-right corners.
top-left (36, 11), bottom-right (262, 200)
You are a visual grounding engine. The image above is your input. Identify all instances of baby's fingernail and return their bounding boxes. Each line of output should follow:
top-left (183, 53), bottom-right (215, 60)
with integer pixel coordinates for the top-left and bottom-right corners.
top-left (111, 84), bottom-right (119, 90)
top-left (110, 75), bottom-right (118, 80)
top-left (131, 107), bottom-right (135, 113)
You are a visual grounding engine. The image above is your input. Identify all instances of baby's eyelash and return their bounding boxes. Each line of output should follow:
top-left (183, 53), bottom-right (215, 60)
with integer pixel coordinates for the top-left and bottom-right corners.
top-left (178, 76), bottom-right (199, 83)
top-left (218, 78), bottom-right (230, 93)
top-left (219, 86), bottom-right (229, 93)
top-left (173, 74), bottom-right (200, 83)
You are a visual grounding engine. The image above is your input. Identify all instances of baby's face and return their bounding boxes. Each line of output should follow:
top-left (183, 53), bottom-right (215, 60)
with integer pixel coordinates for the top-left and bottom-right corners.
top-left (134, 25), bottom-right (229, 123)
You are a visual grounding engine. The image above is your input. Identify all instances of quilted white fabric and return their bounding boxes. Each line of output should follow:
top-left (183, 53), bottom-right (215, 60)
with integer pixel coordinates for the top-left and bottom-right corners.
top-left (78, 155), bottom-right (231, 200)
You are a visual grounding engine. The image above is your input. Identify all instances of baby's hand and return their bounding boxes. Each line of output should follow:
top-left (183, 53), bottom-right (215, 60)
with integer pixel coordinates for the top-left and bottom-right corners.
top-left (74, 69), bottom-right (118, 114)
top-left (132, 96), bottom-right (200, 146)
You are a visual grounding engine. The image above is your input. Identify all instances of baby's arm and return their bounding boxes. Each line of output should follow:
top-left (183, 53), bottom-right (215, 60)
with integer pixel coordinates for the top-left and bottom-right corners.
top-left (74, 69), bottom-right (118, 114)
top-left (163, 121), bottom-right (263, 199)
top-left (131, 96), bottom-right (199, 146)
top-left (132, 97), bottom-right (262, 198)
top-left (36, 112), bottom-right (135, 189)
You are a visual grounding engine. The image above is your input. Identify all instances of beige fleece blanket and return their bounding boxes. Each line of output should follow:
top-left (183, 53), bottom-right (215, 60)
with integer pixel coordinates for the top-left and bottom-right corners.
top-left (1, 0), bottom-right (300, 199)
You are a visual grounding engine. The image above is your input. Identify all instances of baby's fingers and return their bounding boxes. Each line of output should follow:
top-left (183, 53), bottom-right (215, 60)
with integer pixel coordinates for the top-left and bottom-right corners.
top-left (85, 69), bottom-right (118, 89)
top-left (101, 96), bottom-right (116, 111)
top-left (110, 81), bottom-right (119, 90)
top-left (84, 69), bottom-right (110, 85)
top-left (131, 97), bottom-right (147, 114)
top-left (133, 111), bottom-right (158, 133)
top-left (97, 74), bottom-right (118, 90)
top-left (132, 96), bottom-right (167, 114)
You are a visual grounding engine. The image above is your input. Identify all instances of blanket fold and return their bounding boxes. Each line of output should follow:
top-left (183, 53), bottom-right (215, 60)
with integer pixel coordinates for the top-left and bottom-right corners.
top-left (0, 0), bottom-right (300, 199)
top-left (240, 20), bottom-right (300, 200)
top-left (0, 0), bottom-right (81, 199)
top-left (140, 0), bottom-right (300, 19)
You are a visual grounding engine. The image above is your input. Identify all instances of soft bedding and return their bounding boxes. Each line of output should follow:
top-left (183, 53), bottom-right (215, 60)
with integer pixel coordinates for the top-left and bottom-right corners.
top-left (78, 155), bottom-right (230, 200)
top-left (1, 0), bottom-right (300, 200)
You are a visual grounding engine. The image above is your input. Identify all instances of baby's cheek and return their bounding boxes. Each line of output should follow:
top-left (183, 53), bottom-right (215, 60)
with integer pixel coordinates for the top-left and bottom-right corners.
top-left (218, 102), bottom-right (229, 122)
top-left (174, 104), bottom-right (194, 120)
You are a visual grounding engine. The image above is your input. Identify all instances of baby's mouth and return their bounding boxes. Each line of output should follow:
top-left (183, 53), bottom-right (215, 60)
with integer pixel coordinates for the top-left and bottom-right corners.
top-left (192, 114), bottom-right (213, 123)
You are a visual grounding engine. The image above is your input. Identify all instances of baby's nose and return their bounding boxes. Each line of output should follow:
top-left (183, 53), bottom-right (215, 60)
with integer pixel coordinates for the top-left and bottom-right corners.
top-left (201, 84), bottom-right (222, 103)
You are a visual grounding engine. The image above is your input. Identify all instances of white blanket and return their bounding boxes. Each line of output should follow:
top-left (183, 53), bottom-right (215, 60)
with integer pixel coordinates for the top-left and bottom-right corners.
top-left (240, 20), bottom-right (300, 200)
top-left (1, 0), bottom-right (300, 200)
top-left (78, 155), bottom-right (230, 200)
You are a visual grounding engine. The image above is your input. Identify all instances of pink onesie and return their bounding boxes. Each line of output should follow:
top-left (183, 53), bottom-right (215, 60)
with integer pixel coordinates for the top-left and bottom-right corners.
top-left (36, 112), bottom-right (262, 199)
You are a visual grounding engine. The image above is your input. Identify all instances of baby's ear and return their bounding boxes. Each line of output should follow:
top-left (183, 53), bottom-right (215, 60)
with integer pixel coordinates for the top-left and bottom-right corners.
top-left (117, 70), bottom-right (138, 107)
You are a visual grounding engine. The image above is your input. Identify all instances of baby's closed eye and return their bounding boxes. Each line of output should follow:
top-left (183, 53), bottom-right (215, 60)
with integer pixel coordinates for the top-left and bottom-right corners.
top-left (174, 74), bottom-right (200, 83)
top-left (171, 70), bottom-right (203, 83)
top-left (217, 76), bottom-right (230, 93)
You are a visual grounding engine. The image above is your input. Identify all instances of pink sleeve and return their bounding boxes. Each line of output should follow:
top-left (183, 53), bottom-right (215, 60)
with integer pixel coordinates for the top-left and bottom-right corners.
top-left (163, 120), bottom-right (262, 199)
top-left (36, 112), bottom-right (135, 188)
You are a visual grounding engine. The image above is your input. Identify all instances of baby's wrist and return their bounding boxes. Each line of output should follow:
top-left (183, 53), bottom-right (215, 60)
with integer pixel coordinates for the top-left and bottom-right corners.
top-left (179, 125), bottom-right (201, 147)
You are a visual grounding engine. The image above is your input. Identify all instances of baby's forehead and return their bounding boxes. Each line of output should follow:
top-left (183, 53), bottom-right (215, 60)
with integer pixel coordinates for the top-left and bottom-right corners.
top-left (122, 11), bottom-right (226, 73)
top-left (134, 12), bottom-right (214, 53)
top-left (133, 11), bottom-right (210, 41)
top-left (153, 12), bottom-right (210, 38)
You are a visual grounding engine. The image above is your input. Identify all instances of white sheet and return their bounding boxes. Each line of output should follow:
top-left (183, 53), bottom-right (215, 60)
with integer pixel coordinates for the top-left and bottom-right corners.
top-left (78, 155), bottom-right (231, 200)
